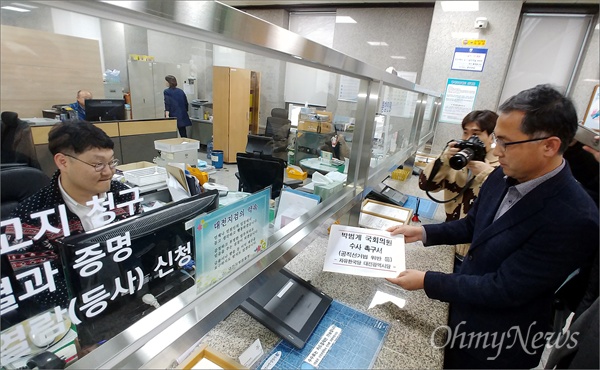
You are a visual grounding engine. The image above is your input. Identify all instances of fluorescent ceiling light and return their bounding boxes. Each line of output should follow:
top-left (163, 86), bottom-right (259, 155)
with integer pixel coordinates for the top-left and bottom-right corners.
top-left (11, 2), bottom-right (37, 8)
top-left (336, 16), bottom-right (356, 24)
top-left (584, 79), bottom-right (599, 83)
top-left (367, 41), bottom-right (388, 46)
top-left (391, 56), bottom-right (406, 60)
top-left (1, 5), bottom-right (30, 12)
top-left (596, 23), bottom-right (599, 30)
top-left (441, 1), bottom-right (479, 12)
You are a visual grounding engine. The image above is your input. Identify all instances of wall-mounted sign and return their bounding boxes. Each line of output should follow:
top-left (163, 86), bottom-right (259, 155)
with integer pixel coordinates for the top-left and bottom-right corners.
top-left (194, 188), bottom-right (270, 292)
top-left (440, 79), bottom-right (480, 124)
top-left (461, 39), bottom-right (487, 46)
top-left (451, 47), bottom-right (488, 72)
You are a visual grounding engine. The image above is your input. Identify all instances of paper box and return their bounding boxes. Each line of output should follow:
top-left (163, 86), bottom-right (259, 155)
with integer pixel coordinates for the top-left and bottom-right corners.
top-left (116, 161), bottom-right (156, 172)
top-left (154, 138), bottom-right (200, 152)
top-left (298, 120), bottom-right (334, 133)
top-left (160, 149), bottom-right (198, 166)
top-left (314, 181), bottom-right (343, 201)
top-left (316, 110), bottom-right (333, 122)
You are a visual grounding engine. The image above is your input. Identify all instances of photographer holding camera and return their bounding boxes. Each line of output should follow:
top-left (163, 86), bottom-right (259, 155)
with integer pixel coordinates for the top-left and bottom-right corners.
top-left (419, 110), bottom-right (499, 264)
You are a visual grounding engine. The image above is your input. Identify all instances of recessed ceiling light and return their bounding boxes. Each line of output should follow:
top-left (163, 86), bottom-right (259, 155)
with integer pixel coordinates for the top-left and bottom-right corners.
top-left (367, 41), bottom-right (388, 46)
top-left (391, 56), bottom-right (406, 60)
top-left (1, 5), bottom-right (30, 12)
top-left (441, 1), bottom-right (479, 12)
top-left (336, 16), bottom-right (356, 24)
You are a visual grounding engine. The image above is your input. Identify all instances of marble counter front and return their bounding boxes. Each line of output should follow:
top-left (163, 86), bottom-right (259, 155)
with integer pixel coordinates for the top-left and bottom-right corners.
top-left (202, 219), bottom-right (454, 369)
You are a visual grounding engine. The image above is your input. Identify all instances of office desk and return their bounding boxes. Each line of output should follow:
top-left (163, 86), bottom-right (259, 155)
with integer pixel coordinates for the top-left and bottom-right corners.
top-left (299, 157), bottom-right (342, 175)
top-left (201, 222), bottom-right (453, 368)
top-left (29, 118), bottom-right (177, 177)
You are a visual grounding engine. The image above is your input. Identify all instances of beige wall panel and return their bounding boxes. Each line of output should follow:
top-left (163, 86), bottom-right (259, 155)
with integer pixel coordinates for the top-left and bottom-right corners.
top-left (0, 100), bottom-right (65, 119)
top-left (118, 119), bottom-right (177, 136)
top-left (0, 25), bottom-right (104, 120)
top-left (1, 25), bottom-right (102, 68)
top-left (31, 122), bottom-right (120, 145)
top-left (31, 126), bottom-right (53, 145)
top-left (95, 123), bottom-right (120, 137)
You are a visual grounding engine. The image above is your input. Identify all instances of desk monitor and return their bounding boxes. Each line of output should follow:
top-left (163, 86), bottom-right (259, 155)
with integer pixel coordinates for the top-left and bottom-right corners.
top-left (85, 99), bottom-right (126, 121)
top-left (59, 190), bottom-right (219, 347)
top-left (240, 268), bottom-right (332, 349)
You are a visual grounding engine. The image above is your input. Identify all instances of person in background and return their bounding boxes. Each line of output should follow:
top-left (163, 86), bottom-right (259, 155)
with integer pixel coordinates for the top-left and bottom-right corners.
top-left (386, 84), bottom-right (598, 369)
top-left (545, 141), bottom-right (599, 370)
top-left (419, 110), bottom-right (499, 267)
top-left (2, 121), bottom-right (141, 323)
top-left (69, 89), bottom-right (92, 121)
top-left (164, 75), bottom-right (192, 138)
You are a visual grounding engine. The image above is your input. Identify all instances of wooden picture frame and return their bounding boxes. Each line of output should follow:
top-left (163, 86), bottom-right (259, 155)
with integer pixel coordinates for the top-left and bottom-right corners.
top-left (176, 344), bottom-right (246, 369)
top-left (583, 84), bottom-right (599, 130)
top-left (359, 199), bottom-right (413, 231)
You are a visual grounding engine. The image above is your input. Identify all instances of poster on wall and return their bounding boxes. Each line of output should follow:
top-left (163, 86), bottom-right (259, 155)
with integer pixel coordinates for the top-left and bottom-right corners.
top-left (440, 79), bottom-right (479, 124)
top-left (338, 75), bottom-right (360, 102)
top-left (583, 84), bottom-right (599, 130)
top-left (451, 47), bottom-right (488, 72)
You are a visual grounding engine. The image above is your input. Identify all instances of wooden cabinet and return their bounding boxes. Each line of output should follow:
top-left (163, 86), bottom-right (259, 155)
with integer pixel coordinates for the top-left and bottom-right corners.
top-left (213, 66), bottom-right (260, 163)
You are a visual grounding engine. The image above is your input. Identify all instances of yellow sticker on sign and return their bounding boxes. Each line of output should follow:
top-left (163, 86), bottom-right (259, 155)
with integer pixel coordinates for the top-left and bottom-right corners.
top-left (462, 39), bottom-right (487, 46)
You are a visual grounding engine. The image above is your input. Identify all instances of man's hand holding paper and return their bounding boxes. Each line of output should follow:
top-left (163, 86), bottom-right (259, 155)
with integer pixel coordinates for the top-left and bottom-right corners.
top-left (323, 224), bottom-right (405, 278)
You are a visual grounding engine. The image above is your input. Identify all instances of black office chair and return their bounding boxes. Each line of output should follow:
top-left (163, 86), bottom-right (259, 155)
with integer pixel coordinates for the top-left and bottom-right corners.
top-left (236, 153), bottom-right (286, 199)
top-left (1, 164), bottom-right (50, 220)
top-left (265, 108), bottom-right (291, 161)
top-left (236, 134), bottom-right (301, 199)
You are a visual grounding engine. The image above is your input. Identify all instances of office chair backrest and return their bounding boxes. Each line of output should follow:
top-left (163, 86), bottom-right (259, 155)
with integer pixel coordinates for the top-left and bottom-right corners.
top-left (236, 152), bottom-right (285, 199)
top-left (1, 111), bottom-right (41, 169)
top-left (265, 108), bottom-right (291, 145)
top-left (1, 164), bottom-right (51, 220)
top-left (246, 134), bottom-right (274, 157)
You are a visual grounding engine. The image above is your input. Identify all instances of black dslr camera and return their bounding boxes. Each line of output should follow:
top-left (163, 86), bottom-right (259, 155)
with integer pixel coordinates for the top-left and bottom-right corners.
top-left (449, 136), bottom-right (486, 170)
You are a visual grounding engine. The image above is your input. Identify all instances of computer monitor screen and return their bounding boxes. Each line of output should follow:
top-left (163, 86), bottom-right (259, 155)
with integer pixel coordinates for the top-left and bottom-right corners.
top-left (85, 99), bottom-right (126, 121)
top-left (59, 190), bottom-right (219, 347)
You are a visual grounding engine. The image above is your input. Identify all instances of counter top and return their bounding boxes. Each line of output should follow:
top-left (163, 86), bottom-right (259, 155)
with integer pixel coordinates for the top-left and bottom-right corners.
top-left (202, 223), bottom-right (453, 368)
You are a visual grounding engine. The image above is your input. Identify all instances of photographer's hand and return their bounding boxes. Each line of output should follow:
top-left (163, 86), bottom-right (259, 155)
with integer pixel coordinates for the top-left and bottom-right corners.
top-left (466, 160), bottom-right (492, 175)
top-left (444, 142), bottom-right (460, 160)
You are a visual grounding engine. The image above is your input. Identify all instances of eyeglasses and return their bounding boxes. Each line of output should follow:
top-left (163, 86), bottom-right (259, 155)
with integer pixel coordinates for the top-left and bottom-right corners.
top-left (491, 133), bottom-right (552, 152)
top-left (63, 153), bottom-right (119, 172)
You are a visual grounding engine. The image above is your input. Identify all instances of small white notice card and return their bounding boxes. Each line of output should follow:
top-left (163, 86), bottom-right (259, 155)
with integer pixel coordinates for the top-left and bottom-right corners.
top-left (323, 224), bottom-right (405, 278)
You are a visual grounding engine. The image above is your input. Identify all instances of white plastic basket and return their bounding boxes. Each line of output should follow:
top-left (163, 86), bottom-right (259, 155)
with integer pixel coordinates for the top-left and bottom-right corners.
top-left (123, 166), bottom-right (167, 186)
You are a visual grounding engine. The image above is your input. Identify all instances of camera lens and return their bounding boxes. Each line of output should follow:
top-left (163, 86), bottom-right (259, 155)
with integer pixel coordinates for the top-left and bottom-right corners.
top-left (449, 148), bottom-right (474, 170)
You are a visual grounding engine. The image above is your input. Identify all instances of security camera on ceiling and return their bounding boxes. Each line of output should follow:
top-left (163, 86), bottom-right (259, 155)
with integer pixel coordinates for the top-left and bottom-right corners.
top-left (475, 17), bottom-right (488, 29)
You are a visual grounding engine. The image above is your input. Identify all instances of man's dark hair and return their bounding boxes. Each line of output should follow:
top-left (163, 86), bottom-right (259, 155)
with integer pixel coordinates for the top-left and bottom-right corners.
top-left (48, 120), bottom-right (114, 155)
top-left (462, 110), bottom-right (498, 135)
top-left (499, 84), bottom-right (577, 154)
top-left (165, 75), bottom-right (177, 88)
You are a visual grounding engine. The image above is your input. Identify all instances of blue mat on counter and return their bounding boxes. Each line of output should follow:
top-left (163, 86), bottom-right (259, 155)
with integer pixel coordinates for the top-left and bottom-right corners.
top-left (255, 300), bottom-right (389, 369)
top-left (403, 196), bottom-right (438, 219)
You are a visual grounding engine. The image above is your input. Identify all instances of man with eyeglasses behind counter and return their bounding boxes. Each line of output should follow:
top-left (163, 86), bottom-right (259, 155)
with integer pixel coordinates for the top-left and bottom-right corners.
top-left (3, 120), bottom-right (141, 322)
top-left (385, 85), bottom-right (598, 369)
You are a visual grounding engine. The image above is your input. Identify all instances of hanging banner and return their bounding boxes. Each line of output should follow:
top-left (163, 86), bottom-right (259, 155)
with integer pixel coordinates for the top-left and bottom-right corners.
top-left (440, 79), bottom-right (479, 124)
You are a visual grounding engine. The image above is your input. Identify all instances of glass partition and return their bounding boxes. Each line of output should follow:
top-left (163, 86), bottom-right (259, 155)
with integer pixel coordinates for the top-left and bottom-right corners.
top-left (0, 1), bottom-right (441, 368)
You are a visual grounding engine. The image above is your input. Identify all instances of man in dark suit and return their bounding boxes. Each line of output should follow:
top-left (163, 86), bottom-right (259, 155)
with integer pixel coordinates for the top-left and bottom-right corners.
top-left (387, 84), bottom-right (599, 369)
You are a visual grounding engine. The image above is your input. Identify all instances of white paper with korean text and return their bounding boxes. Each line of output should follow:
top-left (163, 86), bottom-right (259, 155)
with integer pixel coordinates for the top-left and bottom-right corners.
top-left (323, 224), bottom-right (405, 278)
